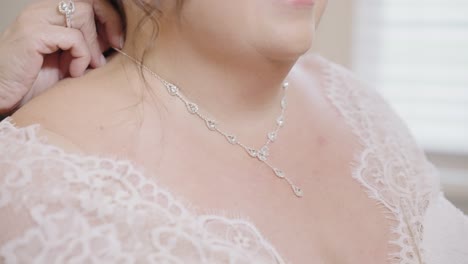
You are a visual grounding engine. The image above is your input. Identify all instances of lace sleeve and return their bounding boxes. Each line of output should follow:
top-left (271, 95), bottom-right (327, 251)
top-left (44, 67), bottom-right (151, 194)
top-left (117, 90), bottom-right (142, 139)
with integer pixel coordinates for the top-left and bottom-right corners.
top-left (0, 118), bottom-right (285, 264)
top-left (318, 57), bottom-right (462, 264)
top-left (422, 193), bottom-right (468, 264)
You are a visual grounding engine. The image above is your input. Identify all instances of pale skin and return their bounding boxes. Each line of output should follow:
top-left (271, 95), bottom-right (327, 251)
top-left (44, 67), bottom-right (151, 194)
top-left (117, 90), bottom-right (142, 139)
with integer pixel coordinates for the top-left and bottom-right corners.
top-left (12, 0), bottom-right (393, 262)
top-left (0, 0), bottom-right (123, 113)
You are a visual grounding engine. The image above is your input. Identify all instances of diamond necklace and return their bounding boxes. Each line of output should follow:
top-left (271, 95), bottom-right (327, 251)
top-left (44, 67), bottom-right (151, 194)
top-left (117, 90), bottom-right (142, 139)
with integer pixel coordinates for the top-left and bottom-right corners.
top-left (114, 48), bottom-right (303, 198)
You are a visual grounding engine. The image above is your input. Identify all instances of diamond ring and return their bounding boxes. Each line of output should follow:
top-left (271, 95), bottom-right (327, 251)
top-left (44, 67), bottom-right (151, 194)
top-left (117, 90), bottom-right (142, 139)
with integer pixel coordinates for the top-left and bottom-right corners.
top-left (58, 0), bottom-right (76, 28)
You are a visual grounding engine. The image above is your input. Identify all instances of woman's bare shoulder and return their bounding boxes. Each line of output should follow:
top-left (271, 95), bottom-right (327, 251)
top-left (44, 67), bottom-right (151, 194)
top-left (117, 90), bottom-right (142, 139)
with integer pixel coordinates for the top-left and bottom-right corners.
top-left (11, 77), bottom-right (95, 153)
top-left (11, 62), bottom-right (134, 152)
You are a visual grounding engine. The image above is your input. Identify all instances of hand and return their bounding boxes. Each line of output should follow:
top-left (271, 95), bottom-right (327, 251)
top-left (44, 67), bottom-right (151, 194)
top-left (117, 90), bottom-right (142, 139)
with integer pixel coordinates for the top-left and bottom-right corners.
top-left (0, 0), bottom-right (123, 114)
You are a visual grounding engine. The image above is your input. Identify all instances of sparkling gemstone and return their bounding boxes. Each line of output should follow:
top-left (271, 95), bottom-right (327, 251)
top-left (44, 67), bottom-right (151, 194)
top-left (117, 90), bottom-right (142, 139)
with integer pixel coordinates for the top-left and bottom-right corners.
top-left (274, 168), bottom-right (285, 178)
top-left (292, 186), bottom-right (303, 197)
top-left (282, 81), bottom-right (289, 89)
top-left (260, 146), bottom-right (269, 155)
top-left (281, 97), bottom-right (287, 109)
top-left (187, 102), bottom-right (199, 114)
top-left (59, 1), bottom-right (75, 14)
top-left (247, 148), bottom-right (257, 157)
top-left (257, 146), bottom-right (269, 161)
top-left (167, 84), bottom-right (179, 95)
top-left (276, 116), bottom-right (284, 127)
top-left (226, 135), bottom-right (237, 144)
top-left (206, 119), bottom-right (217, 131)
top-left (59, 2), bottom-right (67, 11)
top-left (268, 131), bottom-right (277, 142)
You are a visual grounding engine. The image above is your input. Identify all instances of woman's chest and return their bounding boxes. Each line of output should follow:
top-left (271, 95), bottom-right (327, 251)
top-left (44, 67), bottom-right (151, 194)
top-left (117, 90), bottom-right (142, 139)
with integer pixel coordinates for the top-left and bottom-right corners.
top-left (147, 149), bottom-right (391, 263)
top-left (69, 80), bottom-right (395, 263)
top-left (103, 115), bottom-right (394, 264)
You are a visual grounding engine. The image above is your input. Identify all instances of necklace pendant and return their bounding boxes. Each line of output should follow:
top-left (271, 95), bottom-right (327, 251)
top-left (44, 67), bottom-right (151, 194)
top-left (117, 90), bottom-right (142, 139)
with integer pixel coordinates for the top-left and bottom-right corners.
top-left (226, 135), bottom-right (237, 144)
top-left (206, 119), bottom-right (217, 131)
top-left (292, 186), bottom-right (303, 197)
top-left (187, 102), bottom-right (199, 114)
top-left (276, 116), bottom-right (284, 127)
top-left (247, 148), bottom-right (257, 157)
top-left (268, 131), bottom-right (277, 142)
top-left (257, 146), bottom-right (269, 161)
top-left (273, 168), bottom-right (285, 179)
top-left (281, 97), bottom-right (287, 109)
top-left (167, 84), bottom-right (179, 95)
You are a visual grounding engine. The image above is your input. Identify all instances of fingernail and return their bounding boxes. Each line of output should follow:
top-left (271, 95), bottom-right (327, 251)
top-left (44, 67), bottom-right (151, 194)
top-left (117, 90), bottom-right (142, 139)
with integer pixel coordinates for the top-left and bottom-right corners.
top-left (100, 54), bottom-right (107, 66)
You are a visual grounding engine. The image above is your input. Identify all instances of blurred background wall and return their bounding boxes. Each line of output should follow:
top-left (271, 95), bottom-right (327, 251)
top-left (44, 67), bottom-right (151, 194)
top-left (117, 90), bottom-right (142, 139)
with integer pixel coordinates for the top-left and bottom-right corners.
top-left (312, 0), bottom-right (354, 67)
top-left (1, 0), bottom-right (30, 30)
top-left (315, 0), bottom-right (468, 213)
top-left (1, 1), bottom-right (467, 212)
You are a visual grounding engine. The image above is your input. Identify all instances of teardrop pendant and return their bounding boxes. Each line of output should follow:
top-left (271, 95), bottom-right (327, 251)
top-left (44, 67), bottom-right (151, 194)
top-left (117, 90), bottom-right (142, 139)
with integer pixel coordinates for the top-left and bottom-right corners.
top-left (167, 83), bottom-right (179, 95)
top-left (268, 131), bottom-right (277, 142)
top-left (277, 116), bottom-right (284, 127)
top-left (226, 135), bottom-right (237, 144)
top-left (187, 102), bottom-right (199, 114)
top-left (292, 186), bottom-right (303, 197)
top-left (257, 146), bottom-right (269, 161)
top-left (247, 148), bottom-right (257, 157)
top-left (281, 97), bottom-right (287, 109)
top-left (273, 168), bottom-right (285, 179)
top-left (206, 119), bottom-right (217, 131)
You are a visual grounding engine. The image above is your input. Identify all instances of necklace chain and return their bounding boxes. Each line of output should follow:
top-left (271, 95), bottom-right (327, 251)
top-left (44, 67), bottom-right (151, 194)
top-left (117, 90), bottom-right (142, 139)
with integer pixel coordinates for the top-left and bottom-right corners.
top-left (114, 48), bottom-right (303, 198)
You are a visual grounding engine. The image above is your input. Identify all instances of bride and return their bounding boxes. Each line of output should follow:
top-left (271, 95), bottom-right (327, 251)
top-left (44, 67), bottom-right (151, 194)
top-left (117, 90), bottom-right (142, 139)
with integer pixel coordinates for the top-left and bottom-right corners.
top-left (1, 0), bottom-right (467, 263)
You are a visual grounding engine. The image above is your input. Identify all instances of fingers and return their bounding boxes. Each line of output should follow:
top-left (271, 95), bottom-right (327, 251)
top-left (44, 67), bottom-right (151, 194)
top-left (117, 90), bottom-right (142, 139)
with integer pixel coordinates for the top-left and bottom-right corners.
top-left (13, 0), bottom-right (124, 77)
top-left (36, 26), bottom-right (91, 78)
top-left (64, 0), bottom-right (124, 68)
top-left (91, 0), bottom-right (124, 49)
top-left (39, 0), bottom-right (123, 68)
top-left (0, 0), bottom-right (124, 111)
top-left (72, 2), bottom-right (106, 68)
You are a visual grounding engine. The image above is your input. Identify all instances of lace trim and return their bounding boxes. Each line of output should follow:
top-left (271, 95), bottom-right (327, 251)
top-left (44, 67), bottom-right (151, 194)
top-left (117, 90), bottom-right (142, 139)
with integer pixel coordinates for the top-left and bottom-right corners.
top-left (0, 117), bottom-right (287, 264)
top-left (320, 58), bottom-right (439, 264)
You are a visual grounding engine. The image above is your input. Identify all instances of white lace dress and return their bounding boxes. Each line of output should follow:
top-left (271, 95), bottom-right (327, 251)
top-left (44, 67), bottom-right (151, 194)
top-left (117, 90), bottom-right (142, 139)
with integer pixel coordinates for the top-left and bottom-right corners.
top-left (1, 56), bottom-right (467, 264)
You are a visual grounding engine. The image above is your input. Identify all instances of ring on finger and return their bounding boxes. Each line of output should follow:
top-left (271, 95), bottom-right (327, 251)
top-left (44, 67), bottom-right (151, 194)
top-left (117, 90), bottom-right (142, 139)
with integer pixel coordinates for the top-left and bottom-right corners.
top-left (58, 0), bottom-right (76, 28)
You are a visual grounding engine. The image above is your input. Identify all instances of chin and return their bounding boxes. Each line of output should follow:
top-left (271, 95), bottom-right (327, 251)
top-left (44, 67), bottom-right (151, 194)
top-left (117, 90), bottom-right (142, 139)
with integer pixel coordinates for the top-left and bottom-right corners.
top-left (255, 25), bottom-right (316, 62)
top-left (246, 0), bottom-right (318, 61)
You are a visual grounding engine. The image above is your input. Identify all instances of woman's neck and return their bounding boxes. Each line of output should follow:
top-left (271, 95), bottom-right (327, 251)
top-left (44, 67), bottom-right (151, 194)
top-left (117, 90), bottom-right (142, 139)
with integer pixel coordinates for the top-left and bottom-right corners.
top-left (120, 14), bottom-right (298, 123)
